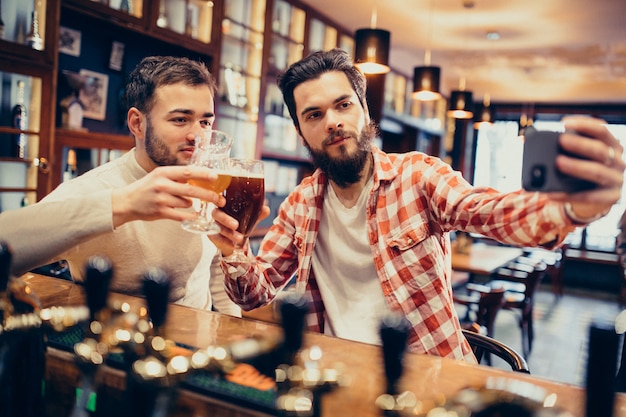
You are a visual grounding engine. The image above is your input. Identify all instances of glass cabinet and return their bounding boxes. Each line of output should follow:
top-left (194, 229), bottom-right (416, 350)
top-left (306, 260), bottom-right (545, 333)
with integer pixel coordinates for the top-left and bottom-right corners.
top-left (0, 0), bottom-right (54, 210)
top-left (0, 72), bottom-right (44, 211)
top-left (217, 0), bottom-right (265, 159)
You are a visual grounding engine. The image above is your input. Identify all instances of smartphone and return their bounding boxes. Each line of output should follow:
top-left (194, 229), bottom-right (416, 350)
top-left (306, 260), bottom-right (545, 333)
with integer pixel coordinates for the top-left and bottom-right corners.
top-left (521, 126), bottom-right (596, 192)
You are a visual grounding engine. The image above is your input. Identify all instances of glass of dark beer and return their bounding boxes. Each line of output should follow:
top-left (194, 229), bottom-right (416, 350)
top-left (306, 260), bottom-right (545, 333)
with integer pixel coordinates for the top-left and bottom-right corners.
top-left (182, 130), bottom-right (233, 234)
top-left (221, 158), bottom-right (264, 265)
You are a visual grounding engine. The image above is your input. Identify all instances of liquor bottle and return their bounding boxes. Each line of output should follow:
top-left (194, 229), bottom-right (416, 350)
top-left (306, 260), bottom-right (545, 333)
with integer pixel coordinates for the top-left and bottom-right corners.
top-left (12, 80), bottom-right (28, 158)
top-left (0, 0), bottom-right (5, 40)
top-left (63, 148), bottom-right (77, 182)
top-left (24, 11), bottom-right (43, 51)
top-left (585, 321), bottom-right (620, 417)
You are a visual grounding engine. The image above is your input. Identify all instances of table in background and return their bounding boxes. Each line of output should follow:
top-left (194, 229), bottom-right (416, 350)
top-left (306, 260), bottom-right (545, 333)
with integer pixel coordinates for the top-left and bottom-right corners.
top-left (452, 242), bottom-right (524, 276)
top-left (23, 273), bottom-right (626, 417)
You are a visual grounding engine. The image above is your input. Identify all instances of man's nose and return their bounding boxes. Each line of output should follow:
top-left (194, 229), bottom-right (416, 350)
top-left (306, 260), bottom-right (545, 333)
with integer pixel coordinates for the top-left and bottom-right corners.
top-left (325, 111), bottom-right (343, 132)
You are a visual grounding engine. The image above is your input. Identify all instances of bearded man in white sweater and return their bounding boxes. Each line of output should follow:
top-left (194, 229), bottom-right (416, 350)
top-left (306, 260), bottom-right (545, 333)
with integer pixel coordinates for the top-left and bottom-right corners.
top-left (0, 56), bottom-right (240, 316)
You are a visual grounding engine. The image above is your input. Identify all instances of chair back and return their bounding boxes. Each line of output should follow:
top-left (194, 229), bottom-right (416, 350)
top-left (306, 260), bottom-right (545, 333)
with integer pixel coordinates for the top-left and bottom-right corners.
top-left (462, 329), bottom-right (530, 373)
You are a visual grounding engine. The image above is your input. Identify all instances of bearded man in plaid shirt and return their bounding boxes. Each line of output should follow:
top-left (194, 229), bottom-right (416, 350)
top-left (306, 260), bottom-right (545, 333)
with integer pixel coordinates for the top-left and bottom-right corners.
top-left (210, 49), bottom-right (625, 361)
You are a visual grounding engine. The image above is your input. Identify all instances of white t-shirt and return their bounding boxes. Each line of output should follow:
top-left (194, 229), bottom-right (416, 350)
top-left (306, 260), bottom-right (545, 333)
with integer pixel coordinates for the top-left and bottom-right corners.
top-left (311, 177), bottom-right (389, 345)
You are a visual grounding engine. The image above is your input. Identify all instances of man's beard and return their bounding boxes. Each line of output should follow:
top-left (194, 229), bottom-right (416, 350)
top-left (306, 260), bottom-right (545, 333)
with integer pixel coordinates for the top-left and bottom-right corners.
top-left (304, 122), bottom-right (376, 189)
top-left (145, 117), bottom-right (179, 166)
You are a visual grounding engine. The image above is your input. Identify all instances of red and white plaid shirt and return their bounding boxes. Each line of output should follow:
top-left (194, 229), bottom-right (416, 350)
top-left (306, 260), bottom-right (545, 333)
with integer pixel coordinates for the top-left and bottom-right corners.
top-left (224, 146), bottom-right (575, 361)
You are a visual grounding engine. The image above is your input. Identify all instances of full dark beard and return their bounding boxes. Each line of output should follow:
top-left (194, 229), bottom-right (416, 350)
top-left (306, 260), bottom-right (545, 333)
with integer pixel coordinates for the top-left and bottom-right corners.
top-left (305, 122), bottom-right (376, 189)
top-left (145, 117), bottom-right (178, 166)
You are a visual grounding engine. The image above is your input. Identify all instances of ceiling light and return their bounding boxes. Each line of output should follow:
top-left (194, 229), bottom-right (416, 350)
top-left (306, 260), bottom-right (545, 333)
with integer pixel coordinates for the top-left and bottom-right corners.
top-left (354, 8), bottom-right (390, 74)
top-left (486, 30), bottom-right (500, 41)
top-left (412, 0), bottom-right (441, 100)
top-left (473, 94), bottom-right (495, 129)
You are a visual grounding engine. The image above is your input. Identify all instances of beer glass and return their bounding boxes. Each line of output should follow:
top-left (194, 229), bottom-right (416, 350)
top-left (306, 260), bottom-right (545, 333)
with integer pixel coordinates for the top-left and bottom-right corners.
top-left (221, 159), bottom-right (265, 265)
top-left (182, 130), bottom-right (233, 234)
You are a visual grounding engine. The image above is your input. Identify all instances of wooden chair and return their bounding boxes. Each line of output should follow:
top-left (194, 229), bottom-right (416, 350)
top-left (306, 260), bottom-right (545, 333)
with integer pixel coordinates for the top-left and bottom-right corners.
top-left (462, 329), bottom-right (530, 373)
top-left (453, 285), bottom-right (505, 339)
top-left (487, 259), bottom-right (548, 359)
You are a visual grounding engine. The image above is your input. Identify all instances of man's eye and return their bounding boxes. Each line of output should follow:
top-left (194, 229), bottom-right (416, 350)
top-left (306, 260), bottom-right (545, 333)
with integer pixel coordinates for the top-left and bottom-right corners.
top-left (200, 120), bottom-right (213, 128)
top-left (306, 112), bottom-right (321, 120)
top-left (340, 101), bottom-right (351, 109)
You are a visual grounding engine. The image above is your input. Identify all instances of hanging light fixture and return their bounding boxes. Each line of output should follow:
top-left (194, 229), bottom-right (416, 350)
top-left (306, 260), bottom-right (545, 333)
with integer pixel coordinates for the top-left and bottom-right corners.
top-left (354, 7), bottom-right (390, 74)
top-left (447, 77), bottom-right (473, 119)
top-left (412, 0), bottom-right (441, 100)
top-left (473, 94), bottom-right (494, 129)
top-left (412, 51), bottom-right (441, 101)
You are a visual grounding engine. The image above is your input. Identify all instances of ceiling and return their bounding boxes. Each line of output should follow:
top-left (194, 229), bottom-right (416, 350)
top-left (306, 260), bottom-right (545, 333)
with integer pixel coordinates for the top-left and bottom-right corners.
top-left (298, 0), bottom-right (626, 105)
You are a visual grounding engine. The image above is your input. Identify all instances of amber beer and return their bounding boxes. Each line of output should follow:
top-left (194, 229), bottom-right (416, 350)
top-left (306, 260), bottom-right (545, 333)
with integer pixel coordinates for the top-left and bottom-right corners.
top-left (188, 170), bottom-right (232, 197)
top-left (222, 160), bottom-right (264, 237)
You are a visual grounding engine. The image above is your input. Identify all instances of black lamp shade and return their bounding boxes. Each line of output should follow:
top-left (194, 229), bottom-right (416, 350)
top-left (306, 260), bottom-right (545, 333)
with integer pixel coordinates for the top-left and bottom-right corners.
top-left (447, 90), bottom-right (473, 119)
top-left (412, 66), bottom-right (441, 100)
top-left (473, 103), bottom-right (495, 128)
top-left (354, 28), bottom-right (391, 74)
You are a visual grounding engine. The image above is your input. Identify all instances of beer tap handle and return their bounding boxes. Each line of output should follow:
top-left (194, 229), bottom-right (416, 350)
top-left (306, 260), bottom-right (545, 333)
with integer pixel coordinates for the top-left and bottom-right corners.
top-left (380, 312), bottom-right (410, 397)
top-left (142, 267), bottom-right (170, 333)
top-left (278, 291), bottom-right (308, 364)
top-left (83, 256), bottom-right (114, 322)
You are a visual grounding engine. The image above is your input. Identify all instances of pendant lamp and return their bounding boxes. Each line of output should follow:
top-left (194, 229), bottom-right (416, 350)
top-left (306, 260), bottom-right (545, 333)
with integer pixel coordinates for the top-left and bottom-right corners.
top-left (447, 91), bottom-right (473, 119)
top-left (447, 77), bottom-right (473, 119)
top-left (412, 0), bottom-right (441, 100)
top-left (412, 55), bottom-right (441, 100)
top-left (354, 8), bottom-right (390, 74)
top-left (473, 94), bottom-right (494, 129)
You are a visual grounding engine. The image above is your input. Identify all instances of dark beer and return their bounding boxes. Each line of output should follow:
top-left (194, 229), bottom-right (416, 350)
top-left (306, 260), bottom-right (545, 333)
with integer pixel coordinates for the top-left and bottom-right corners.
top-left (223, 173), bottom-right (264, 237)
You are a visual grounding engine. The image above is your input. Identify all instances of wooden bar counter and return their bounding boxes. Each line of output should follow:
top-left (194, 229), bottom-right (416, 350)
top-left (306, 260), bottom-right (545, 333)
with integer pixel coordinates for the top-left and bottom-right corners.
top-left (23, 273), bottom-right (626, 417)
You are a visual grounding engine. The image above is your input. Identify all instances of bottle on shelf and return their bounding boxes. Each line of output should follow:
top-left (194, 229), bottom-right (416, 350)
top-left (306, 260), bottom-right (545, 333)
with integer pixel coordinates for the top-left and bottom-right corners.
top-left (63, 149), bottom-right (77, 182)
top-left (24, 11), bottom-right (43, 51)
top-left (0, 0), bottom-right (5, 40)
top-left (12, 80), bottom-right (28, 159)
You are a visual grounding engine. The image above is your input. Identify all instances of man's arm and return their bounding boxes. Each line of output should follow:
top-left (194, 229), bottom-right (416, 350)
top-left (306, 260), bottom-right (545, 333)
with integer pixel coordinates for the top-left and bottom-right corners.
top-left (0, 191), bottom-right (113, 275)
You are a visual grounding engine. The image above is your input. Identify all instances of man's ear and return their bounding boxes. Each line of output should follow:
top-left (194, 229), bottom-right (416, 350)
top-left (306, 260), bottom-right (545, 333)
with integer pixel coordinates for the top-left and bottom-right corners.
top-left (295, 125), bottom-right (306, 145)
top-left (362, 101), bottom-right (371, 126)
top-left (127, 107), bottom-right (144, 139)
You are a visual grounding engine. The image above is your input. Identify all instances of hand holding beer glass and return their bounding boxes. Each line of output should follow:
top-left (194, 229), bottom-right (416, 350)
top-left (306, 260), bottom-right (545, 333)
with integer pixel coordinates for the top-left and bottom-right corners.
top-left (181, 130), bottom-right (233, 235)
top-left (221, 158), bottom-right (265, 265)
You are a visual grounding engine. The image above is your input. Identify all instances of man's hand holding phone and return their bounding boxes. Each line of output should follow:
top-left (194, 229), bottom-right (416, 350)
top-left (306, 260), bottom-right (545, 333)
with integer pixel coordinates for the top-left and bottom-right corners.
top-left (522, 116), bottom-right (625, 223)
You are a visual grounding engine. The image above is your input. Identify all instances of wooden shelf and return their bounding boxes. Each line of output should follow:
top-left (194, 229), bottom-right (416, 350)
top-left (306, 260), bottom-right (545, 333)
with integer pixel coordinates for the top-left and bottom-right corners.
top-left (55, 129), bottom-right (134, 149)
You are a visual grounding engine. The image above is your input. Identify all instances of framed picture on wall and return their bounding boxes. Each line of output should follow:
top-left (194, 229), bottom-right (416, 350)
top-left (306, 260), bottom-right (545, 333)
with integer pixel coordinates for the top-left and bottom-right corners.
top-left (59, 26), bottom-right (81, 57)
top-left (109, 41), bottom-right (125, 71)
top-left (79, 69), bottom-right (109, 121)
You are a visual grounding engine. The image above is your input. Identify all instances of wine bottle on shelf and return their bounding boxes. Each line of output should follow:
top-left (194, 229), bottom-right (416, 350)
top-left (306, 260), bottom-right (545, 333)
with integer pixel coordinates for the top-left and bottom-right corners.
top-left (12, 80), bottom-right (28, 159)
top-left (585, 320), bottom-right (620, 417)
top-left (63, 148), bottom-right (77, 182)
top-left (24, 11), bottom-right (43, 51)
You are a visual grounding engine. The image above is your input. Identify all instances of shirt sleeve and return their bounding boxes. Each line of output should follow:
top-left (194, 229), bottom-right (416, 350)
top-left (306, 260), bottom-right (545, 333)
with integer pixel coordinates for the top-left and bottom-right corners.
top-left (421, 155), bottom-right (575, 248)
top-left (0, 189), bottom-right (114, 275)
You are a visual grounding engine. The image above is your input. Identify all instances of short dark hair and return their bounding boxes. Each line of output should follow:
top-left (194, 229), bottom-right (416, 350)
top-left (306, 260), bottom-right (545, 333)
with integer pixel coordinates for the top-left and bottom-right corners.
top-left (123, 56), bottom-right (217, 114)
top-left (277, 49), bottom-right (367, 132)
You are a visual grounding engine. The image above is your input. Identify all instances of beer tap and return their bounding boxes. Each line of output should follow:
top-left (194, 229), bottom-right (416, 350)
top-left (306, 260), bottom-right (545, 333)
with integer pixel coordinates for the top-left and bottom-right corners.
top-left (122, 267), bottom-right (182, 417)
top-left (0, 241), bottom-right (47, 417)
top-left (376, 312), bottom-right (416, 417)
top-left (274, 292), bottom-right (345, 417)
top-left (70, 255), bottom-right (114, 417)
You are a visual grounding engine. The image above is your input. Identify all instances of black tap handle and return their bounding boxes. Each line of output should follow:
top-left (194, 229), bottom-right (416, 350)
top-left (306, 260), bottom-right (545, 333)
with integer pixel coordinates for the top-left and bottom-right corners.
top-left (83, 256), bottom-right (114, 320)
top-left (142, 267), bottom-right (170, 331)
top-left (585, 320), bottom-right (619, 417)
top-left (380, 312), bottom-right (410, 396)
top-left (279, 291), bottom-right (308, 363)
top-left (0, 241), bottom-right (13, 292)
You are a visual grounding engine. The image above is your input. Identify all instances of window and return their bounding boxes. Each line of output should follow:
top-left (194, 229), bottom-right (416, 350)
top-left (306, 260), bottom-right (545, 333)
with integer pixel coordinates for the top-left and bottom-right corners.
top-left (473, 120), bottom-right (626, 252)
